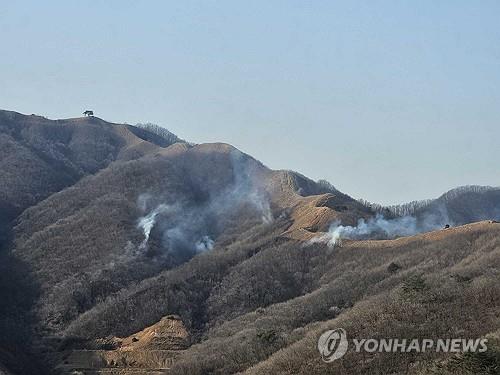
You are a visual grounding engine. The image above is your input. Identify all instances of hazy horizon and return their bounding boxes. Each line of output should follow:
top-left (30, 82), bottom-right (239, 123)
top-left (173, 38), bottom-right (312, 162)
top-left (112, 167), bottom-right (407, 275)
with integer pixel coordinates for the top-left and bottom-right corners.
top-left (1, 1), bottom-right (499, 205)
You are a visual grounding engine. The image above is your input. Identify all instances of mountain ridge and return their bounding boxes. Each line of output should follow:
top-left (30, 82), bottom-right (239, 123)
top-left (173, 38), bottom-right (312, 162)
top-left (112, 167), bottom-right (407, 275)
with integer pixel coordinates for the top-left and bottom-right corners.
top-left (1, 110), bottom-right (499, 374)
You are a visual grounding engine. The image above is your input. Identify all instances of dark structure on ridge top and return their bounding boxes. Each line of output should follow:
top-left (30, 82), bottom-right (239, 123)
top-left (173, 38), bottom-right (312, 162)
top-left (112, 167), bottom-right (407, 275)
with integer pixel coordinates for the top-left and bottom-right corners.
top-left (83, 110), bottom-right (94, 117)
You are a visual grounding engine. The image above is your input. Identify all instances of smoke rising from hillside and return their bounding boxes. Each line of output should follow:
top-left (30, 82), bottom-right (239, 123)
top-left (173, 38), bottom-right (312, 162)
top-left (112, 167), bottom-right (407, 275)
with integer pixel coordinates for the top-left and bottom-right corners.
top-left (310, 208), bottom-right (453, 248)
top-left (136, 150), bottom-right (273, 258)
top-left (137, 204), bottom-right (172, 251)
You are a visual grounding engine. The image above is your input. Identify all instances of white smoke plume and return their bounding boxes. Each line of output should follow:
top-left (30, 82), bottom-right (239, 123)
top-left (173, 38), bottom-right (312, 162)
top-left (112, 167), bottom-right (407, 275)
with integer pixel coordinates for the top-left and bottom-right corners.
top-left (310, 213), bottom-right (447, 248)
top-left (134, 149), bottom-right (273, 259)
top-left (248, 190), bottom-right (273, 224)
top-left (137, 204), bottom-right (172, 251)
top-left (195, 235), bottom-right (215, 252)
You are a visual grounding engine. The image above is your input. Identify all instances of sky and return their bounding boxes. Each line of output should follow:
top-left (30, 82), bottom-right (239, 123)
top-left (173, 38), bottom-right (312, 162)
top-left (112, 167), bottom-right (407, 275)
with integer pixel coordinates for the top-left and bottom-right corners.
top-left (1, 1), bottom-right (499, 205)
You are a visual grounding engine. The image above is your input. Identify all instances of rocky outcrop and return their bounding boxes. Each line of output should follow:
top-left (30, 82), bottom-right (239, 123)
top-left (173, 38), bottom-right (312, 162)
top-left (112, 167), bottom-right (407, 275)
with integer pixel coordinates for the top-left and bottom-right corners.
top-left (58, 315), bottom-right (189, 374)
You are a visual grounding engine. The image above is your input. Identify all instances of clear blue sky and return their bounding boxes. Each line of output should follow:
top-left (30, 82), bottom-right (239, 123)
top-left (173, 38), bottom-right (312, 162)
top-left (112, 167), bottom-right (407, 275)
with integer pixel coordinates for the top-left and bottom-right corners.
top-left (1, 1), bottom-right (499, 204)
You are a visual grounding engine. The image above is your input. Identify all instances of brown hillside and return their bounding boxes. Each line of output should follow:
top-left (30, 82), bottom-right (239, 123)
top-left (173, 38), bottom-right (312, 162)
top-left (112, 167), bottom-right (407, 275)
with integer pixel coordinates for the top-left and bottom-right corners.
top-left (168, 221), bottom-right (500, 375)
top-left (10, 140), bottom-right (369, 336)
top-left (0, 110), bottom-right (178, 247)
top-left (58, 315), bottom-right (189, 374)
top-left (2, 111), bottom-right (499, 375)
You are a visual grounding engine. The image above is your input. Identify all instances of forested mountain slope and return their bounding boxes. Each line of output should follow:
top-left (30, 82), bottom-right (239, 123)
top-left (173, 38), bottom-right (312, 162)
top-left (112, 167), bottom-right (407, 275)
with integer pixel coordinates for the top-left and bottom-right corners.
top-left (1, 111), bottom-right (499, 374)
